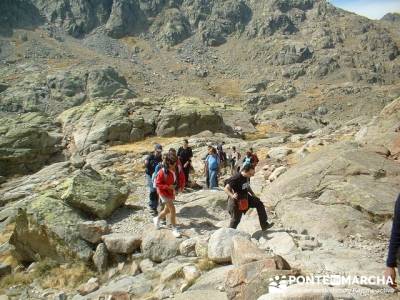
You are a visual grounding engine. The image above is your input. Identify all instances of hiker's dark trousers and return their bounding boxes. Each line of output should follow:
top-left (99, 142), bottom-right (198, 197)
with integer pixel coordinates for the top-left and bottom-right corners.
top-left (228, 194), bottom-right (268, 230)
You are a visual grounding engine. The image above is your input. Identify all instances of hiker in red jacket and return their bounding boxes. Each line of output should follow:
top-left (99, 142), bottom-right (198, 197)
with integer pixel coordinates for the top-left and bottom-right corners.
top-left (153, 153), bottom-right (185, 238)
top-left (169, 148), bottom-right (186, 188)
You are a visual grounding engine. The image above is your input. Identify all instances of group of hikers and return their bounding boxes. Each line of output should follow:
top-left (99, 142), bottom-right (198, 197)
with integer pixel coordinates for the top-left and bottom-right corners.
top-left (144, 139), bottom-right (273, 238)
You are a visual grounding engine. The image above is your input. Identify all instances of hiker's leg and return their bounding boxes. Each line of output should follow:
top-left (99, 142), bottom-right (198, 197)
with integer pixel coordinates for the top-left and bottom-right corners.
top-left (164, 199), bottom-right (176, 226)
top-left (159, 201), bottom-right (170, 219)
top-left (184, 166), bottom-right (190, 185)
top-left (248, 195), bottom-right (268, 229)
top-left (209, 169), bottom-right (217, 188)
top-left (146, 174), bottom-right (158, 211)
top-left (228, 198), bottom-right (242, 229)
top-left (206, 170), bottom-right (210, 188)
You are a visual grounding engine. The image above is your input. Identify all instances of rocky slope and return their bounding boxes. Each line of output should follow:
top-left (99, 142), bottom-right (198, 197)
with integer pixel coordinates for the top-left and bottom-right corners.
top-left (0, 0), bottom-right (400, 299)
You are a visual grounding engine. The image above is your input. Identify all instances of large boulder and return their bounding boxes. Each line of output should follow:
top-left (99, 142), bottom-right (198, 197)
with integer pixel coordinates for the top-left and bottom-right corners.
top-left (356, 97), bottom-right (400, 158)
top-left (208, 228), bottom-right (250, 263)
top-left (57, 101), bottom-right (149, 153)
top-left (61, 167), bottom-right (128, 219)
top-left (141, 225), bottom-right (181, 263)
top-left (155, 97), bottom-right (227, 137)
top-left (265, 142), bottom-right (400, 241)
top-left (9, 192), bottom-right (93, 263)
top-left (86, 67), bottom-right (135, 99)
top-left (0, 113), bottom-right (62, 176)
top-left (225, 258), bottom-right (296, 300)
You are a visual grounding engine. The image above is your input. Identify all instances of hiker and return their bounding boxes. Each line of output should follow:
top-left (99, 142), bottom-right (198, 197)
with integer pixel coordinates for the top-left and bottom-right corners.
top-left (205, 147), bottom-right (221, 189)
top-left (217, 142), bottom-right (227, 169)
top-left (168, 148), bottom-right (186, 190)
top-left (203, 145), bottom-right (213, 188)
top-left (228, 146), bottom-right (241, 175)
top-left (242, 150), bottom-right (254, 168)
top-left (177, 139), bottom-right (193, 186)
top-left (144, 144), bottom-right (163, 216)
top-left (224, 164), bottom-right (274, 230)
top-left (153, 153), bottom-right (185, 238)
top-left (385, 193), bottom-right (400, 289)
top-left (249, 147), bottom-right (259, 167)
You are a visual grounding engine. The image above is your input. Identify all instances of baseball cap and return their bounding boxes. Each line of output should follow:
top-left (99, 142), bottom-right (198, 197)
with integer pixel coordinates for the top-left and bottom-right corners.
top-left (154, 144), bottom-right (163, 152)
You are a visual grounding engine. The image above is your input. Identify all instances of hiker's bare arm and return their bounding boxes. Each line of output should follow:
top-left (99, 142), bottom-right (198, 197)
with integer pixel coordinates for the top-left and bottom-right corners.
top-left (224, 184), bottom-right (238, 199)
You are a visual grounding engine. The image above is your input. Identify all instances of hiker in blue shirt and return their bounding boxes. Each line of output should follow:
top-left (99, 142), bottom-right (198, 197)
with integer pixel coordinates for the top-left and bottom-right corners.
top-left (205, 147), bottom-right (220, 189)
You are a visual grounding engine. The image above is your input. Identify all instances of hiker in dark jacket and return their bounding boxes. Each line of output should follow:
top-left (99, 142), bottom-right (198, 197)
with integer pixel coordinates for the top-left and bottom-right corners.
top-left (385, 194), bottom-right (400, 289)
top-left (224, 164), bottom-right (274, 230)
top-left (177, 139), bottom-right (193, 186)
top-left (144, 144), bottom-right (163, 216)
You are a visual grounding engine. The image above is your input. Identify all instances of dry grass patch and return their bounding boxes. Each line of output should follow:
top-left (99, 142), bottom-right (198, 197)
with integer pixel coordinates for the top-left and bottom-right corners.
top-left (244, 124), bottom-right (287, 141)
top-left (109, 137), bottom-right (182, 154)
top-left (209, 79), bottom-right (242, 99)
top-left (0, 259), bottom-right (94, 292)
top-left (197, 258), bottom-right (216, 272)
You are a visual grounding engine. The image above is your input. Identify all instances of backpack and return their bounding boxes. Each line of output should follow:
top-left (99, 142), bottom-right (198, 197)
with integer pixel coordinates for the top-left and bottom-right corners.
top-left (153, 164), bottom-right (178, 189)
top-left (146, 154), bottom-right (160, 175)
top-left (243, 156), bottom-right (252, 166)
top-left (152, 163), bottom-right (164, 188)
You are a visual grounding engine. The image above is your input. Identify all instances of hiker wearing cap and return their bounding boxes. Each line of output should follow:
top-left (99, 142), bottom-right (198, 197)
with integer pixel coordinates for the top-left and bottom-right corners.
top-left (144, 144), bottom-right (163, 216)
top-left (153, 153), bottom-right (185, 238)
top-left (224, 164), bottom-right (274, 230)
top-left (177, 139), bottom-right (193, 187)
top-left (385, 193), bottom-right (400, 289)
top-left (205, 147), bottom-right (221, 189)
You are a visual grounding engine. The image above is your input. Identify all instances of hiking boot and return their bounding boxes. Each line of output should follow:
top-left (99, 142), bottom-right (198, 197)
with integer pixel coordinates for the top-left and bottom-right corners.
top-left (172, 228), bottom-right (182, 238)
top-left (262, 222), bottom-right (275, 231)
top-left (153, 216), bottom-right (160, 229)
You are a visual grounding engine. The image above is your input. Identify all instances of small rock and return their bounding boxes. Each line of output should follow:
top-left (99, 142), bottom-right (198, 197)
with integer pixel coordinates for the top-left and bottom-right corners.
top-left (79, 220), bottom-right (110, 244)
top-left (0, 263), bottom-right (11, 276)
top-left (195, 237), bottom-right (209, 258)
top-left (102, 233), bottom-right (141, 254)
top-left (131, 261), bottom-right (140, 276)
top-left (231, 236), bottom-right (269, 266)
top-left (53, 292), bottom-right (67, 300)
top-left (77, 278), bottom-right (99, 295)
top-left (139, 258), bottom-right (156, 273)
top-left (180, 238), bottom-right (197, 257)
top-left (268, 166), bottom-right (287, 182)
top-left (93, 243), bottom-right (108, 273)
top-left (182, 265), bottom-right (201, 282)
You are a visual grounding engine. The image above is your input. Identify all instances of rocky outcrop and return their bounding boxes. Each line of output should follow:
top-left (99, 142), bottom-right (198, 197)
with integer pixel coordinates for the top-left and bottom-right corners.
top-left (356, 97), bottom-right (400, 158)
top-left (266, 142), bottom-right (400, 241)
top-left (57, 101), bottom-right (149, 154)
top-left (0, 113), bottom-right (62, 176)
top-left (155, 97), bottom-right (227, 137)
top-left (0, 67), bottom-right (134, 115)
